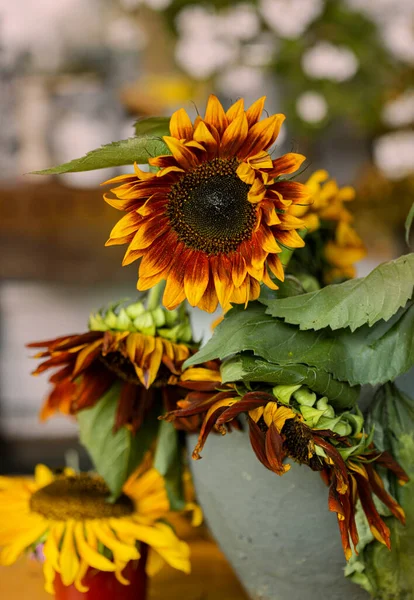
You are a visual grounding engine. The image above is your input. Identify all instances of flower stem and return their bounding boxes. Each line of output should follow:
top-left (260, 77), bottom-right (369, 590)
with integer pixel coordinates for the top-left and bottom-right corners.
top-left (146, 281), bottom-right (165, 311)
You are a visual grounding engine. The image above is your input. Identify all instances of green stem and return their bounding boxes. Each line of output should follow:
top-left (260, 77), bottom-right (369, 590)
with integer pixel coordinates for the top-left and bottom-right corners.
top-left (146, 280), bottom-right (166, 311)
top-left (279, 228), bottom-right (308, 269)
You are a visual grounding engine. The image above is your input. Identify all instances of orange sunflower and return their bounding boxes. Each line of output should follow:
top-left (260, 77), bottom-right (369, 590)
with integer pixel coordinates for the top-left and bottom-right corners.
top-left (164, 386), bottom-right (408, 560)
top-left (104, 95), bottom-right (309, 312)
top-left (28, 302), bottom-right (196, 433)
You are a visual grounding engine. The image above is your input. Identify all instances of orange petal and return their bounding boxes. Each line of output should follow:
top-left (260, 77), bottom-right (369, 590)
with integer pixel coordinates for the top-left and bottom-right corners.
top-left (204, 95), bottom-right (228, 136)
top-left (231, 252), bottom-right (247, 288)
top-left (262, 267), bottom-right (278, 290)
top-left (278, 213), bottom-right (306, 230)
top-left (211, 255), bottom-right (235, 308)
top-left (163, 136), bottom-right (198, 169)
top-left (184, 252), bottom-right (210, 307)
top-left (220, 113), bottom-right (249, 157)
top-left (248, 178), bottom-right (266, 204)
top-left (236, 162), bottom-right (255, 185)
top-left (193, 121), bottom-right (218, 159)
top-left (163, 247), bottom-right (191, 309)
top-left (226, 98), bottom-right (245, 122)
top-left (108, 211), bottom-right (141, 240)
top-left (272, 181), bottom-right (310, 203)
top-left (276, 229), bottom-right (306, 248)
top-left (126, 217), bottom-right (169, 252)
top-left (270, 153), bottom-right (306, 177)
top-left (197, 276), bottom-right (219, 313)
top-left (239, 114), bottom-right (285, 159)
top-left (267, 254), bottom-right (285, 281)
top-left (169, 108), bottom-right (193, 140)
top-left (245, 96), bottom-right (266, 126)
top-left (138, 271), bottom-right (166, 291)
top-left (257, 227), bottom-right (281, 253)
top-left (138, 231), bottom-right (176, 277)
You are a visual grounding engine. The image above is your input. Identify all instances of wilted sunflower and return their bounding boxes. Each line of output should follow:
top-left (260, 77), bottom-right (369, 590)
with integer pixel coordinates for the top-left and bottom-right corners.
top-left (28, 301), bottom-right (196, 432)
top-left (104, 95), bottom-right (309, 312)
top-left (0, 464), bottom-right (190, 594)
top-left (164, 381), bottom-right (408, 560)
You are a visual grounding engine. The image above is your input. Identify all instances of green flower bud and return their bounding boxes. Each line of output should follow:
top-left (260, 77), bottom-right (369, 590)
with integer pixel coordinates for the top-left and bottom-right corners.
top-left (272, 384), bottom-right (302, 405)
top-left (125, 302), bottom-right (146, 320)
top-left (294, 387), bottom-right (317, 407)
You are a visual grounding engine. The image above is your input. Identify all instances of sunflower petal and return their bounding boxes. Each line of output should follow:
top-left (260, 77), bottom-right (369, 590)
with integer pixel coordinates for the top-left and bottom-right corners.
top-left (204, 94), bottom-right (228, 136)
top-left (169, 108), bottom-right (193, 140)
top-left (74, 522), bottom-right (116, 572)
top-left (60, 520), bottom-right (80, 587)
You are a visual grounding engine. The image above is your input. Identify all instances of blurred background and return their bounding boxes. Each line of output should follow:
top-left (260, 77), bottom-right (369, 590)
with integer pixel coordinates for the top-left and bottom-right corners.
top-left (0, 0), bottom-right (413, 473)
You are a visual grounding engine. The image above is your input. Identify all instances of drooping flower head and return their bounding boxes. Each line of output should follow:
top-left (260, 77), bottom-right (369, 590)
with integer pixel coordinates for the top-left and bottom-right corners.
top-left (0, 464), bottom-right (190, 594)
top-left (28, 301), bottom-right (197, 433)
top-left (104, 95), bottom-right (309, 312)
top-left (164, 375), bottom-right (408, 560)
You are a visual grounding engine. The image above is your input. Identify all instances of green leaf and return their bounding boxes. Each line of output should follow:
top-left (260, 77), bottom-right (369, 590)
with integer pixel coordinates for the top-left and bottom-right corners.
top-left (263, 254), bottom-right (414, 332)
top-left (134, 116), bottom-right (170, 137)
top-left (31, 136), bottom-right (170, 175)
top-left (220, 354), bottom-right (359, 409)
top-left (185, 302), bottom-right (414, 386)
top-left (78, 383), bottom-right (159, 501)
top-left (153, 420), bottom-right (185, 511)
top-left (406, 203), bottom-right (414, 248)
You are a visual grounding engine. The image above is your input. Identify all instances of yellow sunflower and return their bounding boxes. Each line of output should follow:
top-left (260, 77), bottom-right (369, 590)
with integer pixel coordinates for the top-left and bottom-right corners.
top-left (0, 464), bottom-right (190, 594)
top-left (324, 221), bottom-right (367, 282)
top-left (104, 95), bottom-right (309, 312)
top-left (292, 169), bottom-right (356, 232)
top-left (291, 169), bottom-right (366, 281)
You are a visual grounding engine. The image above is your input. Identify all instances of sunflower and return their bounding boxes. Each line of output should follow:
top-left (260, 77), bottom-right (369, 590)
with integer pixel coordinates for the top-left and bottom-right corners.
top-left (164, 381), bottom-right (408, 560)
top-left (104, 95), bottom-right (309, 312)
top-left (324, 221), bottom-right (367, 282)
top-left (0, 464), bottom-right (190, 594)
top-left (28, 301), bottom-right (196, 432)
top-left (292, 169), bottom-right (356, 232)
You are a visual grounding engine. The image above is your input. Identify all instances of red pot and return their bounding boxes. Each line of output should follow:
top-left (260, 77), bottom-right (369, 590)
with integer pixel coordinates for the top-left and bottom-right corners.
top-left (54, 545), bottom-right (148, 600)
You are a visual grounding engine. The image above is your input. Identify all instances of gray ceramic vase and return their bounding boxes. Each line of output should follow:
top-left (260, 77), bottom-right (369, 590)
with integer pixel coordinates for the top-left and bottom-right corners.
top-left (188, 429), bottom-right (369, 600)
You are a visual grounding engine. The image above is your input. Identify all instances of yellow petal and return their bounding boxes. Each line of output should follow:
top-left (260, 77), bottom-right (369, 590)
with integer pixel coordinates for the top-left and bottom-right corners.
top-left (74, 561), bottom-right (90, 593)
top-left (204, 94), bottom-right (228, 135)
top-left (236, 162), bottom-right (255, 185)
top-left (226, 98), bottom-right (245, 122)
top-left (59, 521), bottom-right (80, 587)
top-left (169, 107), bottom-right (193, 140)
top-left (0, 519), bottom-right (48, 566)
top-left (34, 464), bottom-right (55, 489)
top-left (146, 549), bottom-right (166, 577)
top-left (245, 96), bottom-right (266, 126)
top-left (74, 522), bottom-right (116, 572)
top-left (92, 522), bottom-right (139, 564)
top-left (248, 178), bottom-right (266, 204)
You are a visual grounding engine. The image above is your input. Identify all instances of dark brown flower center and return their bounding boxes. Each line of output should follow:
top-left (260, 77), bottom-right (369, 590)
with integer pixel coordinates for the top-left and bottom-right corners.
top-left (282, 419), bottom-right (323, 471)
top-left (167, 158), bottom-right (257, 255)
top-left (30, 475), bottom-right (134, 520)
top-left (99, 352), bottom-right (141, 385)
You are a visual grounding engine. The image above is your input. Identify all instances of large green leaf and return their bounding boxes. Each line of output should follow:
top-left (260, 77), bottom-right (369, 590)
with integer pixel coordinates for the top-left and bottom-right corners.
top-left (31, 136), bottom-right (170, 175)
top-left (78, 383), bottom-right (159, 501)
top-left (134, 116), bottom-right (170, 137)
top-left (184, 302), bottom-right (414, 386)
top-left (263, 254), bottom-right (414, 332)
top-left (153, 420), bottom-right (185, 511)
top-left (221, 354), bottom-right (359, 409)
top-left (346, 384), bottom-right (414, 598)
